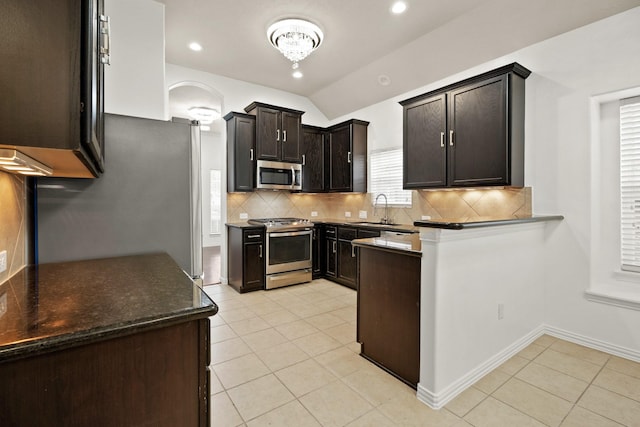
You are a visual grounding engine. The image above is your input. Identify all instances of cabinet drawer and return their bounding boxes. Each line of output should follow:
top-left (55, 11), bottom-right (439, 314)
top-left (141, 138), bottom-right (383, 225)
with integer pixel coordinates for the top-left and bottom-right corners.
top-left (325, 226), bottom-right (337, 238)
top-left (338, 227), bottom-right (357, 241)
top-left (243, 229), bottom-right (264, 242)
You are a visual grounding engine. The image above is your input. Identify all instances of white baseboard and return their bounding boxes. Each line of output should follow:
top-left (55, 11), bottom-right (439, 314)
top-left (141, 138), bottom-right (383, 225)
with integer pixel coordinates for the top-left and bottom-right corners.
top-left (416, 323), bottom-right (640, 410)
top-left (417, 325), bottom-right (546, 409)
top-left (544, 325), bottom-right (640, 363)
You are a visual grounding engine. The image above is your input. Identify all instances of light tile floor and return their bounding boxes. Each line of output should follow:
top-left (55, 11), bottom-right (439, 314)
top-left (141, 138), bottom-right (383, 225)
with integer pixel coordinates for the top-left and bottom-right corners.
top-left (204, 279), bottom-right (640, 427)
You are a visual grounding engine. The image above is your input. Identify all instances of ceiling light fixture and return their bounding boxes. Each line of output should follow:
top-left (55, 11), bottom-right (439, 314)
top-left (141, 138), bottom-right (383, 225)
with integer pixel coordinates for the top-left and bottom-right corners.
top-left (188, 106), bottom-right (220, 124)
top-left (0, 149), bottom-right (53, 176)
top-left (391, 1), bottom-right (408, 14)
top-left (267, 18), bottom-right (323, 69)
top-left (188, 42), bottom-right (203, 51)
top-left (292, 70), bottom-right (303, 79)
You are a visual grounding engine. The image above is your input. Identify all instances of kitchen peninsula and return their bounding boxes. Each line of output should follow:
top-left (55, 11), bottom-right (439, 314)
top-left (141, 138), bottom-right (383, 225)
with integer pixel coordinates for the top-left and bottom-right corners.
top-left (0, 253), bottom-right (217, 426)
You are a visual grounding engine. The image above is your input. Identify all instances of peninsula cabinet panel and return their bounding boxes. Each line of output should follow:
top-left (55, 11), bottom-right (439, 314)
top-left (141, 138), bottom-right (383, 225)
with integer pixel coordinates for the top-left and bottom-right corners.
top-left (401, 62), bottom-right (530, 189)
top-left (225, 112), bottom-right (256, 192)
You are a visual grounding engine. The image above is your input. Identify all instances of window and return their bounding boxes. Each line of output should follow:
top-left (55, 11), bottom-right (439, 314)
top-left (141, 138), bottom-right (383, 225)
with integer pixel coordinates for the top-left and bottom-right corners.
top-left (210, 169), bottom-right (221, 235)
top-left (620, 96), bottom-right (640, 272)
top-left (369, 149), bottom-right (412, 207)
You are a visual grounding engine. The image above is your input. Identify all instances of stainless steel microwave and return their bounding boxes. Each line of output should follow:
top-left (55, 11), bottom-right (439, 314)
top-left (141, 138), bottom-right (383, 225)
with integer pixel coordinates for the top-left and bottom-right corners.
top-left (256, 160), bottom-right (302, 191)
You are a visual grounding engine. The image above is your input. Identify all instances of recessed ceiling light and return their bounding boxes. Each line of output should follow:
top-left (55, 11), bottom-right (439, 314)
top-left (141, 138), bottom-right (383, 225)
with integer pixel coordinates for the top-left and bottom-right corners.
top-left (292, 70), bottom-right (304, 79)
top-left (378, 74), bottom-right (392, 86)
top-left (391, 1), bottom-right (407, 14)
top-left (188, 42), bottom-right (203, 51)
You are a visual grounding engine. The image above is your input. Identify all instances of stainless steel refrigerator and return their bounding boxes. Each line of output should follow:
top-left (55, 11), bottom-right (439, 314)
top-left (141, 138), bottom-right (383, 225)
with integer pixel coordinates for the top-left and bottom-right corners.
top-left (36, 113), bottom-right (203, 283)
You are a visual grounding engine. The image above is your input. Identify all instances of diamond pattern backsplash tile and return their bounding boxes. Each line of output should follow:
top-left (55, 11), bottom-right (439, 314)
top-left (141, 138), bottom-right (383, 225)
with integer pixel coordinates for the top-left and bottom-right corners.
top-left (227, 187), bottom-right (531, 224)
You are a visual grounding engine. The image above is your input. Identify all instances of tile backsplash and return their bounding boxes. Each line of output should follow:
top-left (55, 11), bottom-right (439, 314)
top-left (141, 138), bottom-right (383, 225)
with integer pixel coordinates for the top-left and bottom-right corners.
top-left (227, 187), bottom-right (532, 224)
top-left (0, 171), bottom-right (27, 283)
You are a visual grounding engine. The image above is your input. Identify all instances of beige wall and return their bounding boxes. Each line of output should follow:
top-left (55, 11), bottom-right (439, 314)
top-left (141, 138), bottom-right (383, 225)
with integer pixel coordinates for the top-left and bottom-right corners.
top-left (227, 187), bottom-right (531, 224)
top-left (0, 171), bottom-right (27, 283)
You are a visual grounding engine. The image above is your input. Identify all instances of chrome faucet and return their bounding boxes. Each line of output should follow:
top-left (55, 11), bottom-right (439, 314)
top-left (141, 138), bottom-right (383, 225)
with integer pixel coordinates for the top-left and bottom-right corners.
top-left (374, 193), bottom-right (390, 224)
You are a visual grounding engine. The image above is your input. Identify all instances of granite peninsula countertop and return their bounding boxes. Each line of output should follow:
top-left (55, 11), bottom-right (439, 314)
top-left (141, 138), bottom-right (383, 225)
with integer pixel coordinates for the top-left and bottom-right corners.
top-left (352, 233), bottom-right (422, 256)
top-left (413, 215), bottom-right (564, 230)
top-left (0, 253), bottom-right (217, 362)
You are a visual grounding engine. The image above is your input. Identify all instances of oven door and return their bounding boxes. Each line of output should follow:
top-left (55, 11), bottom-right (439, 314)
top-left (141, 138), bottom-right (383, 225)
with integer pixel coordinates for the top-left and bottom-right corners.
top-left (266, 229), bottom-right (312, 274)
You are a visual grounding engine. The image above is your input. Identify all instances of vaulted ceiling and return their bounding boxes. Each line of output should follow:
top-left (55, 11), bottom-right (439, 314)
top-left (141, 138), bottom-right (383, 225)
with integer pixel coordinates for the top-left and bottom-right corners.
top-left (158, 0), bottom-right (640, 119)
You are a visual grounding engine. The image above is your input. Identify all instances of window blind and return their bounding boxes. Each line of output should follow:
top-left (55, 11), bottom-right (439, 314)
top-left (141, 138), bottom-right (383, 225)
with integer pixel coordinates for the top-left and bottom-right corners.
top-left (620, 96), bottom-right (640, 272)
top-left (370, 149), bottom-right (412, 206)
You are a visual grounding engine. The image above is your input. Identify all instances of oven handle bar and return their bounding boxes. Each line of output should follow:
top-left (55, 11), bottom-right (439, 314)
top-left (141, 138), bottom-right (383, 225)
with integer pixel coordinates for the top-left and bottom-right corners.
top-left (268, 229), bottom-right (313, 238)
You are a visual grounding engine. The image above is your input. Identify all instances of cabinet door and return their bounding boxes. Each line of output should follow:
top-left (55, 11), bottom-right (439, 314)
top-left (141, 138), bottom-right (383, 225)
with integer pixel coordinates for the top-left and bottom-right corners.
top-left (312, 226), bottom-right (323, 277)
top-left (448, 75), bottom-right (508, 186)
top-left (226, 114), bottom-right (255, 192)
top-left (403, 95), bottom-right (446, 188)
top-left (302, 127), bottom-right (325, 192)
top-left (328, 125), bottom-right (352, 191)
top-left (243, 242), bottom-right (264, 291)
top-left (337, 240), bottom-right (357, 289)
top-left (281, 112), bottom-right (302, 163)
top-left (325, 237), bottom-right (337, 277)
top-left (255, 107), bottom-right (281, 160)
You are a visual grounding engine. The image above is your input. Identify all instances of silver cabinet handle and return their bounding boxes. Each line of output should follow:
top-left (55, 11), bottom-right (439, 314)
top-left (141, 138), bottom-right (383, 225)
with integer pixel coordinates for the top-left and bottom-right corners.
top-left (347, 152), bottom-right (352, 163)
top-left (332, 241), bottom-right (337, 253)
top-left (351, 244), bottom-right (356, 258)
top-left (247, 234), bottom-right (261, 239)
top-left (277, 129), bottom-right (280, 141)
top-left (259, 244), bottom-right (263, 258)
top-left (302, 154), bottom-right (306, 166)
top-left (440, 132), bottom-right (445, 148)
top-left (283, 130), bottom-right (287, 142)
top-left (99, 15), bottom-right (111, 65)
top-left (449, 130), bottom-right (454, 146)
top-left (250, 148), bottom-right (254, 161)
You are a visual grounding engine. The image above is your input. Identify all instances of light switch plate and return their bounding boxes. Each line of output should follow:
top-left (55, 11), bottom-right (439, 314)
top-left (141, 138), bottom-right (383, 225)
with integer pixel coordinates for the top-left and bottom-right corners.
top-left (359, 211), bottom-right (367, 219)
top-left (345, 211), bottom-right (352, 218)
top-left (311, 211), bottom-right (318, 217)
top-left (421, 215), bottom-right (432, 220)
top-left (0, 250), bottom-right (7, 274)
top-left (239, 213), bottom-right (248, 220)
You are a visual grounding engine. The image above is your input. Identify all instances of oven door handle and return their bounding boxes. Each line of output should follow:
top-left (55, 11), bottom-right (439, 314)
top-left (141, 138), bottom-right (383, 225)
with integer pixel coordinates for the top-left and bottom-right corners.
top-left (268, 230), bottom-right (313, 238)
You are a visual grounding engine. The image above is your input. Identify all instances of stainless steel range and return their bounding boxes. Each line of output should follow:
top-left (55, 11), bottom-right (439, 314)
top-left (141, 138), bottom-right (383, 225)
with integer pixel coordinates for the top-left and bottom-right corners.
top-left (247, 218), bottom-right (314, 289)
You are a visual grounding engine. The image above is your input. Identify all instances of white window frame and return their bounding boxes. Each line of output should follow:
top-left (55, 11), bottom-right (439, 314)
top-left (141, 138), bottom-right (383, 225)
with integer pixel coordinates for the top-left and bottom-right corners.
top-left (369, 148), bottom-right (412, 207)
top-left (620, 96), bottom-right (640, 273)
top-left (586, 88), bottom-right (640, 310)
top-left (210, 169), bottom-right (221, 235)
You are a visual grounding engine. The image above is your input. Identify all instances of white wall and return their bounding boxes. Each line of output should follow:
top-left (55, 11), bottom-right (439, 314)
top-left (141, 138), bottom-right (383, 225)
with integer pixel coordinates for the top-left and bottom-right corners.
top-left (104, 0), bottom-right (166, 120)
top-left (201, 130), bottom-right (224, 247)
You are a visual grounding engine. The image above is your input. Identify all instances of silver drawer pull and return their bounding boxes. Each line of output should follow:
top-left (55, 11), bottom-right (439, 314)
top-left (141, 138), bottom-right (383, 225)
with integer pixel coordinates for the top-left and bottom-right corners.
top-left (247, 234), bottom-right (261, 239)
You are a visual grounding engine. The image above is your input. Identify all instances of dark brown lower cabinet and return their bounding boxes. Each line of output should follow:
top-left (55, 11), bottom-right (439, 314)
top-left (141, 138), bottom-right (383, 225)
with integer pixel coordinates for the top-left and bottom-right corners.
top-left (357, 246), bottom-right (421, 388)
top-left (228, 226), bottom-right (265, 293)
top-left (0, 319), bottom-right (210, 427)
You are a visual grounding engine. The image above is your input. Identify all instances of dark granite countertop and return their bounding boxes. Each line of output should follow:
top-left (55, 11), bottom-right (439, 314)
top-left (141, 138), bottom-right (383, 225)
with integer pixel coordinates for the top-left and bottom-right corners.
top-left (315, 218), bottom-right (417, 233)
top-left (413, 215), bottom-right (564, 230)
top-left (352, 233), bottom-right (422, 256)
top-left (226, 221), bottom-right (263, 229)
top-left (0, 253), bottom-right (218, 363)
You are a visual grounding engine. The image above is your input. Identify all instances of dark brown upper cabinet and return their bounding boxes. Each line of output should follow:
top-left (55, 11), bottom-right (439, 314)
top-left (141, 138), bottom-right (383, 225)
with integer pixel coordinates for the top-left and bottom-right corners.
top-left (0, 0), bottom-right (107, 178)
top-left (225, 112), bottom-right (255, 192)
top-left (400, 63), bottom-right (530, 189)
top-left (301, 125), bottom-right (325, 193)
top-left (244, 102), bottom-right (304, 163)
top-left (327, 119), bottom-right (369, 193)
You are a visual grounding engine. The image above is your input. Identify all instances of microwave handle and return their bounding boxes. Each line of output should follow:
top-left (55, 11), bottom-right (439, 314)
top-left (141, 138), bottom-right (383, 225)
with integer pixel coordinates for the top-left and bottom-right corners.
top-left (290, 166), bottom-right (295, 188)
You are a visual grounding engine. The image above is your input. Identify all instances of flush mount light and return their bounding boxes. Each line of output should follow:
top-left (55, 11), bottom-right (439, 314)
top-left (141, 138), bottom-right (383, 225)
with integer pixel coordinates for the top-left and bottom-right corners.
top-left (292, 70), bottom-right (303, 79)
top-left (391, 1), bottom-right (408, 14)
top-left (0, 149), bottom-right (53, 176)
top-left (188, 106), bottom-right (220, 124)
top-left (188, 42), bottom-right (203, 51)
top-left (267, 18), bottom-right (323, 69)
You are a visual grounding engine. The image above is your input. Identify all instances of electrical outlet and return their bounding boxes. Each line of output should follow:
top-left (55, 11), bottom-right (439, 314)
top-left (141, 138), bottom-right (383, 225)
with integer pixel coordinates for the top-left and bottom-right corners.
top-left (498, 303), bottom-right (504, 320)
top-left (345, 211), bottom-right (352, 218)
top-left (421, 215), bottom-right (432, 220)
top-left (0, 250), bottom-right (7, 274)
top-left (239, 213), bottom-right (248, 220)
top-left (0, 293), bottom-right (6, 319)
top-left (359, 210), bottom-right (367, 219)
top-left (311, 211), bottom-right (318, 217)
